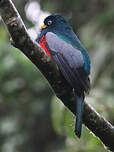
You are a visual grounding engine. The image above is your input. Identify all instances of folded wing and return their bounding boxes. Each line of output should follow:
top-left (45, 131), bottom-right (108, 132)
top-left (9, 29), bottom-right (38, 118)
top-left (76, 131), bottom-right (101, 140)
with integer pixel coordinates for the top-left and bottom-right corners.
top-left (46, 32), bottom-right (90, 95)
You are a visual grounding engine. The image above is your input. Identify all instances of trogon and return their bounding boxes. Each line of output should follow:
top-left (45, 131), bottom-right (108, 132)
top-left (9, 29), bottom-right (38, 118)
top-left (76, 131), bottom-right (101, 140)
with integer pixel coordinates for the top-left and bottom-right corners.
top-left (36, 14), bottom-right (91, 138)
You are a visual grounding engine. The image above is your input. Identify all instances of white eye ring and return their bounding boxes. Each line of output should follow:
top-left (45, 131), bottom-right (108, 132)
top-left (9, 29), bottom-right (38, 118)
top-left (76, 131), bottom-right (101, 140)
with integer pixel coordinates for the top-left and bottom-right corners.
top-left (47, 20), bottom-right (52, 25)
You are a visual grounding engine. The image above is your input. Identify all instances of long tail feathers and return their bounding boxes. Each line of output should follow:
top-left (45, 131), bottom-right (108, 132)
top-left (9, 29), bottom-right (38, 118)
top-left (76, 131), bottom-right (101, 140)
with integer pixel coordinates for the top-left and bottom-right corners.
top-left (73, 89), bottom-right (84, 138)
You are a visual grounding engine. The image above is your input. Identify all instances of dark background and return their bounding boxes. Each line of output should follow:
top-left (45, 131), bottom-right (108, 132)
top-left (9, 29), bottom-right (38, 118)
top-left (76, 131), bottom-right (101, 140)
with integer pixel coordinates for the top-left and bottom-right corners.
top-left (0, 0), bottom-right (114, 151)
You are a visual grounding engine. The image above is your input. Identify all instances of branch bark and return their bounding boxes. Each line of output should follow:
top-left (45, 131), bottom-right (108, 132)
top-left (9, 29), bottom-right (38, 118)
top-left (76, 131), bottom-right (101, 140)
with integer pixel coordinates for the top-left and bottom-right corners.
top-left (0, 0), bottom-right (114, 151)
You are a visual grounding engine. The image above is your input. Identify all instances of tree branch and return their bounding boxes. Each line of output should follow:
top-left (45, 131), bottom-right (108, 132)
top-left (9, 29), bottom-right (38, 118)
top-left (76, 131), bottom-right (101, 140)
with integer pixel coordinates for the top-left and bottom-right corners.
top-left (0, 0), bottom-right (114, 151)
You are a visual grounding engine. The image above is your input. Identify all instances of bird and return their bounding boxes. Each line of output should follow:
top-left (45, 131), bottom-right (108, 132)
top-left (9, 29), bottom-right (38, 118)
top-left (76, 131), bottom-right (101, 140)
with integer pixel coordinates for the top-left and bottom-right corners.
top-left (36, 14), bottom-right (91, 138)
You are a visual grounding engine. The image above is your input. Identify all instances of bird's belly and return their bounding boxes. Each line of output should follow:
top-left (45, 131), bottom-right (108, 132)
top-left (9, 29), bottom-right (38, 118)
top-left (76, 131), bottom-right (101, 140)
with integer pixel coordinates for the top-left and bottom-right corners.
top-left (39, 35), bottom-right (51, 57)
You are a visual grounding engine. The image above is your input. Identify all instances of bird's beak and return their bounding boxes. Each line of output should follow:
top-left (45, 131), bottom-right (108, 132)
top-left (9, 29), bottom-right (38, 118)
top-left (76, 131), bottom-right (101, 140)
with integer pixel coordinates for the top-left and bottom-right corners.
top-left (40, 24), bottom-right (47, 29)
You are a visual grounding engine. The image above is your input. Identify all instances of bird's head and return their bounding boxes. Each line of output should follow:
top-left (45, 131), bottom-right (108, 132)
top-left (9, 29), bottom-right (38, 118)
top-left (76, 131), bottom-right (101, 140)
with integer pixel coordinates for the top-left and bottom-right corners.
top-left (40, 14), bottom-right (69, 32)
top-left (36, 14), bottom-right (72, 43)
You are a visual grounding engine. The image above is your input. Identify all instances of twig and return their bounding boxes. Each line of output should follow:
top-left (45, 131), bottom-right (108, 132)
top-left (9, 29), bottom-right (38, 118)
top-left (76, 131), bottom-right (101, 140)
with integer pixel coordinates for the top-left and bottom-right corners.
top-left (0, 0), bottom-right (114, 151)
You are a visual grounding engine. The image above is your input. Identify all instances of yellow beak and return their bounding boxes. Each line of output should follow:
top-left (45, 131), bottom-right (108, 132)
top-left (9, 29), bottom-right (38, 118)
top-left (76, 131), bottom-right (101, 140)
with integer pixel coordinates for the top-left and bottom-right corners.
top-left (40, 24), bottom-right (47, 29)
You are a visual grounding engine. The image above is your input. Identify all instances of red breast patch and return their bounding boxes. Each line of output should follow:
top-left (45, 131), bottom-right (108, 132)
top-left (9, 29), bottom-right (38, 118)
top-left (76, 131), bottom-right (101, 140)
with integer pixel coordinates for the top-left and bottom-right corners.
top-left (39, 35), bottom-right (51, 57)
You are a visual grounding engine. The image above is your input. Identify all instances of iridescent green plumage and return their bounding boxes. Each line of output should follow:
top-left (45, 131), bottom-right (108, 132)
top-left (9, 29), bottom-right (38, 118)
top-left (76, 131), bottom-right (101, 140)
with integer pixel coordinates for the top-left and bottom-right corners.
top-left (37, 14), bottom-right (91, 138)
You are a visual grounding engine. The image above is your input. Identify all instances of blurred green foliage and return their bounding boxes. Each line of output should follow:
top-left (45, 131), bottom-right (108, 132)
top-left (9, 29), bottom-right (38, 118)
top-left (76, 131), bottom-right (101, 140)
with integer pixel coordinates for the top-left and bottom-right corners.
top-left (0, 0), bottom-right (114, 152)
top-left (0, 24), bottom-right (61, 152)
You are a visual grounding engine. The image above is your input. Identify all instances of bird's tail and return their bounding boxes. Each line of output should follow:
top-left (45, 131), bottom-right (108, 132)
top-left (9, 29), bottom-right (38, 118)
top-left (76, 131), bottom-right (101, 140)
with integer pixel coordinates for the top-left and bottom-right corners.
top-left (73, 89), bottom-right (84, 138)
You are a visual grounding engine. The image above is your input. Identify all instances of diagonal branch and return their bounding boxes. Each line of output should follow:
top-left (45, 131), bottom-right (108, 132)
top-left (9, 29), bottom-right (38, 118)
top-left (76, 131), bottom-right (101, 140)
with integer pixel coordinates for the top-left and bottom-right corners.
top-left (0, 0), bottom-right (114, 151)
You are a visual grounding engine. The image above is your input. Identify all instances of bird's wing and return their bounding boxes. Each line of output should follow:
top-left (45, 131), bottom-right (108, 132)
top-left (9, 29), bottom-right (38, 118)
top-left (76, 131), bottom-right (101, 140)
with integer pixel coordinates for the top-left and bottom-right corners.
top-left (45, 32), bottom-right (90, 94)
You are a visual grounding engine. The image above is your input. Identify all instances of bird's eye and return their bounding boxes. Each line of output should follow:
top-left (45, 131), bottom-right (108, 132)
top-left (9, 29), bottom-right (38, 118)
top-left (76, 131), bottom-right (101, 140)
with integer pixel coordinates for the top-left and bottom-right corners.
top-left (47, 20), bottom-right (52, 26)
